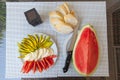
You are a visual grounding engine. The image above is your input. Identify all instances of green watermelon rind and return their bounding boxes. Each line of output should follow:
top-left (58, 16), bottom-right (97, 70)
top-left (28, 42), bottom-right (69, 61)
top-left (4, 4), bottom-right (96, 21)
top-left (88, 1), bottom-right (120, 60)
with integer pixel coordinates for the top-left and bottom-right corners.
top-left (72, 24), bottom-right (100, 76)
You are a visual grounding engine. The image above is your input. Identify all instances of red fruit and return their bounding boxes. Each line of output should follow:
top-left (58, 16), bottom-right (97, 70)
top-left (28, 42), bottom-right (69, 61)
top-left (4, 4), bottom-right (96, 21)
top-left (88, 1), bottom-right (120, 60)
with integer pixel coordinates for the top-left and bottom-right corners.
top-left (47, 57), bottom-right (54, 65)
top-left (43, 58), bottom-right (49, 69)
top-left (44, 58), bottom-right (51, 66)
top-left (50, 55), bottom-right (57, 58)
top-left (21, 55), bottom-right (57, 74)
top-left (36, 61), bottom-right (43, 72)
top-left (40, 60), bottom-right (47, 70)
top-left (73, 24), bottom-right (99, 75)
top-left (33, 61), bottom-right (36, 73)
top-left (21, 61), bottom-right (28, 72)
top-left (45, 55), bottom-right (57, 59)
top-left (23, 61), bottom-right (30, 73)
top-left (25, 61), bottom-right (34, 73)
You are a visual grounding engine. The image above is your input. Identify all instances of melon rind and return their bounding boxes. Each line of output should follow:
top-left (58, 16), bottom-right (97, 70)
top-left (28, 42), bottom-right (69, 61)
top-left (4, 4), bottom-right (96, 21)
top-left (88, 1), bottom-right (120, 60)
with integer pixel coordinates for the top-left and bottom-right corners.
top-left (72, 24), bottom-right (99, 76)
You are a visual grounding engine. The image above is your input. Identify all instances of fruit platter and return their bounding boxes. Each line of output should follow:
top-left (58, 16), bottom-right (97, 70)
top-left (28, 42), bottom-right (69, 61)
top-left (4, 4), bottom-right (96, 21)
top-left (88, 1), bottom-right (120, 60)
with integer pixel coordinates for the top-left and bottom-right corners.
top-left (6, 2), bottom-right (109, 78)
top-left (17, 33), bottom-right (57, 73)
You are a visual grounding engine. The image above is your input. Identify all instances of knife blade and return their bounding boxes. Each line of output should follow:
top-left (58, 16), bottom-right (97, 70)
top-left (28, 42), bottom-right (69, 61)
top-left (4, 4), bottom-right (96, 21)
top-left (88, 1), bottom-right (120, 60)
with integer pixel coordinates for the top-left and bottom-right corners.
top-left (63, 18), bottom-right (80, 73)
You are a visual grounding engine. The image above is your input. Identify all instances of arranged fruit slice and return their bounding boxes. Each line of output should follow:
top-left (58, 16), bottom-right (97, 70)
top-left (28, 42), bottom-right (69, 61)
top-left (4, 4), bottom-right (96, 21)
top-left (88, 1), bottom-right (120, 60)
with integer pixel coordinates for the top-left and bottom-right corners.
top-left (36, 61), bottom-right (43, 72)
top-left (43, 58), bottom-right (49, 69)
top-left (21, 61), bottom-right (29, 72)
top-left (26, 61), bottom-right (34, 73)
top-left (42, 41), bottom-right (53, 48)
top-left (44, 58), bottom-right (52, 66)
top-left (33, 61), bottom-right (36, 73)
top-left (40, 59), bottom-right (47, 70)
top-left (73, 24), bottom-right (99, 76)
top-left (18, 34), bottom-right (53, 58)
top-left (21, 55), bottom-right (57, 73)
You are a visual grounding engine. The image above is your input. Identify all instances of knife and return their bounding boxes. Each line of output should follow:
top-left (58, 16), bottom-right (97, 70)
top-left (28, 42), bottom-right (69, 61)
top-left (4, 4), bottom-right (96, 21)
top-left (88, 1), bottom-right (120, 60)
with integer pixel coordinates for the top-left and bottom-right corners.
top-left (63, 18), bottom-right (80, 73)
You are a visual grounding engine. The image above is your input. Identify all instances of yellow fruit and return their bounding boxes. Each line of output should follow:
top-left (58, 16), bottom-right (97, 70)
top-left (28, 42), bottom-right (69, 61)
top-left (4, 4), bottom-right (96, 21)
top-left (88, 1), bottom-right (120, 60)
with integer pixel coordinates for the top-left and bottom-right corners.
top-left (28, 35), bottom-right (37, 49)
top-left (18, 34), bottom-right (54, 58)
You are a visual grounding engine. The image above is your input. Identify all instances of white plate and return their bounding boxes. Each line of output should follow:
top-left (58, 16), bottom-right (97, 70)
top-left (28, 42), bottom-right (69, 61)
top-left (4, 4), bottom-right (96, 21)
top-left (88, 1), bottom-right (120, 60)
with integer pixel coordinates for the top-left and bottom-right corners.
top-left (20, 33), bottom-right (58, 68)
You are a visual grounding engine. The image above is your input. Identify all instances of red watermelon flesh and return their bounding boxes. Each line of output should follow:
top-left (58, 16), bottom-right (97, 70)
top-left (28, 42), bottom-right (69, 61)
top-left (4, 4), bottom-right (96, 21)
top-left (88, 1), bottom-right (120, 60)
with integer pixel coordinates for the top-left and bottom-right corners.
top-left (73, 24), bottom-right (99, 75)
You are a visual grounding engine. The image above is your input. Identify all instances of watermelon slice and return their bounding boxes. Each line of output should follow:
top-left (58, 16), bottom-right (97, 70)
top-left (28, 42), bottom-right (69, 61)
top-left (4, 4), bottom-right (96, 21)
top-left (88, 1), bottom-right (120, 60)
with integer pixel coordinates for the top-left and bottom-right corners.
top-left (37, 61), bottom-right (43, 72)
top-left (33, 61), bottom-right (36, 73)
top-left (73, 24), bottom-right (99, 76)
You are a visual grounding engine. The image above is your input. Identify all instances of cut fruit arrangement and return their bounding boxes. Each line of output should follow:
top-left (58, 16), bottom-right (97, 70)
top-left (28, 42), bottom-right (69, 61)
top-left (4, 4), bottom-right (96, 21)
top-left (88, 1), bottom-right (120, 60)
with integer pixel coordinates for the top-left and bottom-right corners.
top-left (18, 34), bottom-right (57, 73)
top-left (49, 3), bottom-right (78, 34)
top-left (73, 24), bottom-right (99, 76)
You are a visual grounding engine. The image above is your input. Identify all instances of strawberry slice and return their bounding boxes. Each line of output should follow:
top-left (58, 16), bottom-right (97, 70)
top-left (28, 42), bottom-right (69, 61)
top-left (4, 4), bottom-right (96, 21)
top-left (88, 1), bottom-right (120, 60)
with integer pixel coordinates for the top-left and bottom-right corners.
top-left (36, 61), bottom-right (43, 72)
top-left (33, 61), bottom-right (36, 73)
top-left (25, 61), bottom-right (34, 73)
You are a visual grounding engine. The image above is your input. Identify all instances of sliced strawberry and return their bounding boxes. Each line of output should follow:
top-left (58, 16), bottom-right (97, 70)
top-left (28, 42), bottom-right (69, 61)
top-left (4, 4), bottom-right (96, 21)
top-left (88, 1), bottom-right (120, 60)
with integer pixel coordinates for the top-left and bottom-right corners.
top-left (25, 61), bottom-right (34, 73)
top-left (36, 61), bottom-right (43, 72)
top-left (33, 61), bottom-right (36, 73)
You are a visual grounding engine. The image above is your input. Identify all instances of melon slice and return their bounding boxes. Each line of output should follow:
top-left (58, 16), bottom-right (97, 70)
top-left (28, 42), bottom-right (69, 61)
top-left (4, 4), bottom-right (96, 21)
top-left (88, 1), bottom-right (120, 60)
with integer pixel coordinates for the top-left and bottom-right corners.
top-left (73, 24), bottom-right (99, 76)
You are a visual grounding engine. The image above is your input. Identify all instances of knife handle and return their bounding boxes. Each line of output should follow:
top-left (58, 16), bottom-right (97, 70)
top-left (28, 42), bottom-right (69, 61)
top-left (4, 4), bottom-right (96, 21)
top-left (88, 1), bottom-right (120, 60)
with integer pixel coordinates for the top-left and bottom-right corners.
top-left (63, 51), bottom-right (72, 73)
